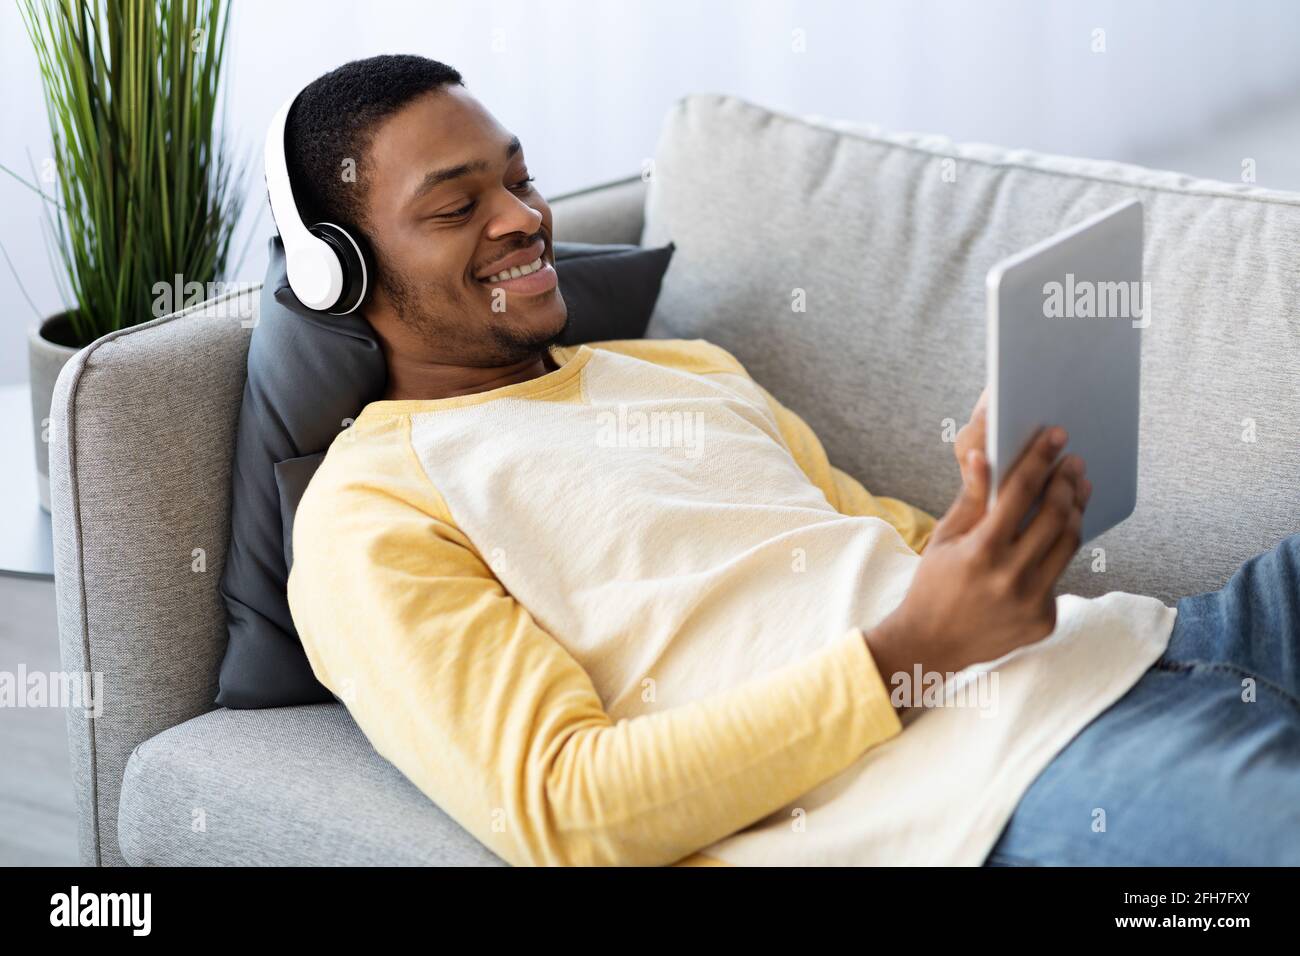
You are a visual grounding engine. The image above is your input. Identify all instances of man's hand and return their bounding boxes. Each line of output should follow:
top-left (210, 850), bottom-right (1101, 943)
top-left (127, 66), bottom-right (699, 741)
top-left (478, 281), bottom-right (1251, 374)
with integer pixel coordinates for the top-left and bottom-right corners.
top-left (954, 387), bottom-right (988, 489)
top-left (867, 425), bottom-right (1091, 706)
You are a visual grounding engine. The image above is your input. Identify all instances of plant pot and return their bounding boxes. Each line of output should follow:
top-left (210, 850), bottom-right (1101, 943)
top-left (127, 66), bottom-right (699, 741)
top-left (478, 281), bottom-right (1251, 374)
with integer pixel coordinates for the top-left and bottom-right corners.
top-left (27, 313), bottom-right (82, 513)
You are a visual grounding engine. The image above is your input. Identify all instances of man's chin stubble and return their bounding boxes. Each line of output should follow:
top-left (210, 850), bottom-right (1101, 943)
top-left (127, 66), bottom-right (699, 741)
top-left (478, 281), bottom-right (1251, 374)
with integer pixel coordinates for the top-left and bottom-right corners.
top-left (488, 306), bottom-right (570, 359)
top-left (386, 271), bottom-right (570, 364)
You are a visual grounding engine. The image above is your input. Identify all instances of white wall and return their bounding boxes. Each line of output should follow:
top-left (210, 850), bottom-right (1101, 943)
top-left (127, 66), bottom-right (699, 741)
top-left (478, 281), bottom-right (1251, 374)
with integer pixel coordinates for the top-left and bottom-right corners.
top-left (3, 0), bottom-right (1299, 384)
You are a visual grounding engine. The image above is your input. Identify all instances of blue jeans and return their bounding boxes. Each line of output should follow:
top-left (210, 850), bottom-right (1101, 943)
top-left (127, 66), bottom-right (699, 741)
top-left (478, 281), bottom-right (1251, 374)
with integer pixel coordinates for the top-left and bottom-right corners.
top-left (985, 533), bottom-right (1300, 866)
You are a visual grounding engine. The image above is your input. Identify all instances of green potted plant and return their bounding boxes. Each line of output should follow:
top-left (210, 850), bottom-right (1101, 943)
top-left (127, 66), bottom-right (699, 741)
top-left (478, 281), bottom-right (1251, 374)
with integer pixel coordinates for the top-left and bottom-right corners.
top-left (6, 0), bottom-right (243, 511)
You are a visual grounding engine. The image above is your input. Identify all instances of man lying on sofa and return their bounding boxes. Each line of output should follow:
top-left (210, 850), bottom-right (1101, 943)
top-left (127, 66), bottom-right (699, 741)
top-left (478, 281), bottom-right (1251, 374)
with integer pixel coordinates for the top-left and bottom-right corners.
top-left (284, 54), bottom-right (1300, 866)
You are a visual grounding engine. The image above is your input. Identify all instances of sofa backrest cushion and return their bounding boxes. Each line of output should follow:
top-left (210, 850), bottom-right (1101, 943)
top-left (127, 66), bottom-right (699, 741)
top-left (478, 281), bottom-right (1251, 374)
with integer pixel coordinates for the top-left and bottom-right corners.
top-left (641, 93), bottom-right (1300, 605)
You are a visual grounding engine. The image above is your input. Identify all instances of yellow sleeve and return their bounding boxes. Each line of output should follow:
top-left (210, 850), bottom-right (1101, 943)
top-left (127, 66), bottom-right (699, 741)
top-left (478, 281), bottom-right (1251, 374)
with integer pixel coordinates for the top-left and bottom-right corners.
top-left (287, 417), bottom-right (902, 868)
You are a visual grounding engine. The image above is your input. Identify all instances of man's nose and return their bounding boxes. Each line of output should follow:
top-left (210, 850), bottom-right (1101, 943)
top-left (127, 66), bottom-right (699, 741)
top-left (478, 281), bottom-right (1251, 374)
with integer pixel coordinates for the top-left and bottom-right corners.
top-left (485, 189), bottom-right (543, 238)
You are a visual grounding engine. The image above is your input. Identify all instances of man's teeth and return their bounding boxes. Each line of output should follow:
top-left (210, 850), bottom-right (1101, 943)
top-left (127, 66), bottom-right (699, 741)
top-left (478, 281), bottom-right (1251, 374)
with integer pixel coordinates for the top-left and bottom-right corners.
top-left (483, 256), bottom-right (543, 283)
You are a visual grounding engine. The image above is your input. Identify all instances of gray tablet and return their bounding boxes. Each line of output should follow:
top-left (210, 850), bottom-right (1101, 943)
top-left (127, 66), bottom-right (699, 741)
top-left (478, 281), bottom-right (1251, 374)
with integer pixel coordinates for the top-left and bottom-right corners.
top-left (986, 198), bottom-right (1144, 544)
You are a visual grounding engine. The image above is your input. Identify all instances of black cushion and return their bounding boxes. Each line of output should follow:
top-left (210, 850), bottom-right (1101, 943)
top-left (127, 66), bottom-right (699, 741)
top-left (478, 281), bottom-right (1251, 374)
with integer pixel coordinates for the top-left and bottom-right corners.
top-left (216, 236), bottom-right (674, 709)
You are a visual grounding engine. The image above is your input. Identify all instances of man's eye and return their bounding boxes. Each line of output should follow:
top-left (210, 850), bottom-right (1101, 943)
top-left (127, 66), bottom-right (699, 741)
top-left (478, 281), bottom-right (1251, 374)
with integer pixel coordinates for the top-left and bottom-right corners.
top-left (434, 177), bottom-right (533, 219)
top-left (435, 201), bottom-right (475, 220)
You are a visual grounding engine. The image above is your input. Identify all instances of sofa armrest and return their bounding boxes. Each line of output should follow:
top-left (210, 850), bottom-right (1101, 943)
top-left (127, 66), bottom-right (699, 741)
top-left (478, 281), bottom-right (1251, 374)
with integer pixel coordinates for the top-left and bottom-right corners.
top-left (50, 285), bottom-right (259, 866)
top-left (547, 174), bottom-right (647, 246)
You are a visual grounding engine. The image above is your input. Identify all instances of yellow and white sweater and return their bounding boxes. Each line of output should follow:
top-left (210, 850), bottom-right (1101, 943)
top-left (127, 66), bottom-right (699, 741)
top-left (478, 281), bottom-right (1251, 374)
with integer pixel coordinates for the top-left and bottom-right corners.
top-left (287, 338), bottom-right (1176, 866)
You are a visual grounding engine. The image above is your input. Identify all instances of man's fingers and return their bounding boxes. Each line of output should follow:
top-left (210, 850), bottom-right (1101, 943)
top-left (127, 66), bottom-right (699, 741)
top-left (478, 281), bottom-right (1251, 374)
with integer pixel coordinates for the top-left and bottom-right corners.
top-left (1011, 455), bottom-right (1083, 573)
top-left (933, 449), bottom-right (989, 545)
top-left (955, 389), bottom-right (991, 479)
top-left (984, 426), bottom-right (1068, 544)
top-left (1027, 498), bottom-right (1084, 597)
top-left (1077, 475), bottom-right (1093, 510)
top-left (955, 390), bottom-right (990, 467)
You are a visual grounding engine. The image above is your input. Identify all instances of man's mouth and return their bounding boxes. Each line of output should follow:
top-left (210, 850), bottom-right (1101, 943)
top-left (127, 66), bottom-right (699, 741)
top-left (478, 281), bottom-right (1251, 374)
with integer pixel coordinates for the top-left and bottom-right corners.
top-left (480, 255), bottom-right (545, 284)
top-left (474, 240), bottom-right (558, 295)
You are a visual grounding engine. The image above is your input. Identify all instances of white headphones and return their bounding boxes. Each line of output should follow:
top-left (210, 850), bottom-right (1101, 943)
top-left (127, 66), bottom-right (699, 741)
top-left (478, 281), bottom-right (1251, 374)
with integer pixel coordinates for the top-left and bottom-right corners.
top-left (264, 89), bottom-right (371, 314)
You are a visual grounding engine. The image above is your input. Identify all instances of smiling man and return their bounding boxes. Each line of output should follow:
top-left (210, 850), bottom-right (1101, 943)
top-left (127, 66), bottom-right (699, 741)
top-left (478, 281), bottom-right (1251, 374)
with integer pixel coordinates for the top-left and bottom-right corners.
top-left (284, 55), bottom-right (1300, 867)
top-left (285, 57), bottom-right (568, 402)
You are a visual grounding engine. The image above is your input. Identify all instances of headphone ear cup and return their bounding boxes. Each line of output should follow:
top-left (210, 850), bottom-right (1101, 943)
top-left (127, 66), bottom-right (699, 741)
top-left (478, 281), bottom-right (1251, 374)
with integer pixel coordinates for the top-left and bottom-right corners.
top-left (309, 222), bottom-right (371, 314)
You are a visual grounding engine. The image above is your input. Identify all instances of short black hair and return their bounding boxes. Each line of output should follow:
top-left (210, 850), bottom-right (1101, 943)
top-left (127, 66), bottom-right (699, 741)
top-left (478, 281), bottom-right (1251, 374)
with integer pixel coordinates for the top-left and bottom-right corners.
top-left (284, 54), bottom-right (463, 239)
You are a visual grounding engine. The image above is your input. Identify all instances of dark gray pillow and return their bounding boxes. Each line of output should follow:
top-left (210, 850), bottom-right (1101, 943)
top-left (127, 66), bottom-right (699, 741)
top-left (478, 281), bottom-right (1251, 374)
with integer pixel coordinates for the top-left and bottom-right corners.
top-left (216, 236), bottom-right (674, 709)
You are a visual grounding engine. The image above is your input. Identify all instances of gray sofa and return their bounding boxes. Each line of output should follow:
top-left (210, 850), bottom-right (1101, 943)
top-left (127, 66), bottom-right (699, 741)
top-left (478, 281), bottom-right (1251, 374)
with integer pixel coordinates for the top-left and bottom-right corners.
top-left (52, 94), bottom-right (1300, 866)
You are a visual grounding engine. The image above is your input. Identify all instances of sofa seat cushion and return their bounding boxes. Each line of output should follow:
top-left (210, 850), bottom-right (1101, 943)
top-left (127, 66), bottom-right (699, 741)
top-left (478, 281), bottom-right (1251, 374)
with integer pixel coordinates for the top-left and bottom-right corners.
top-left (117, 703), bottom-right (504, 866)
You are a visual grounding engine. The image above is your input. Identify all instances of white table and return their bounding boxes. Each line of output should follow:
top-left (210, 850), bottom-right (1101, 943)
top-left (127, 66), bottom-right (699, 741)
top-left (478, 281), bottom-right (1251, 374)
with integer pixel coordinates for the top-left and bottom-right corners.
top-left (1, 383), bottom-right (55, 580)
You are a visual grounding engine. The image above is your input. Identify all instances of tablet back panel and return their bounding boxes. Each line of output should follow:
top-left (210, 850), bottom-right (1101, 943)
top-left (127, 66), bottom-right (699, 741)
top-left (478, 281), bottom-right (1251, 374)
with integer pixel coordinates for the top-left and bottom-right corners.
top-left (987, 199), bottom-right (1144, 544)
